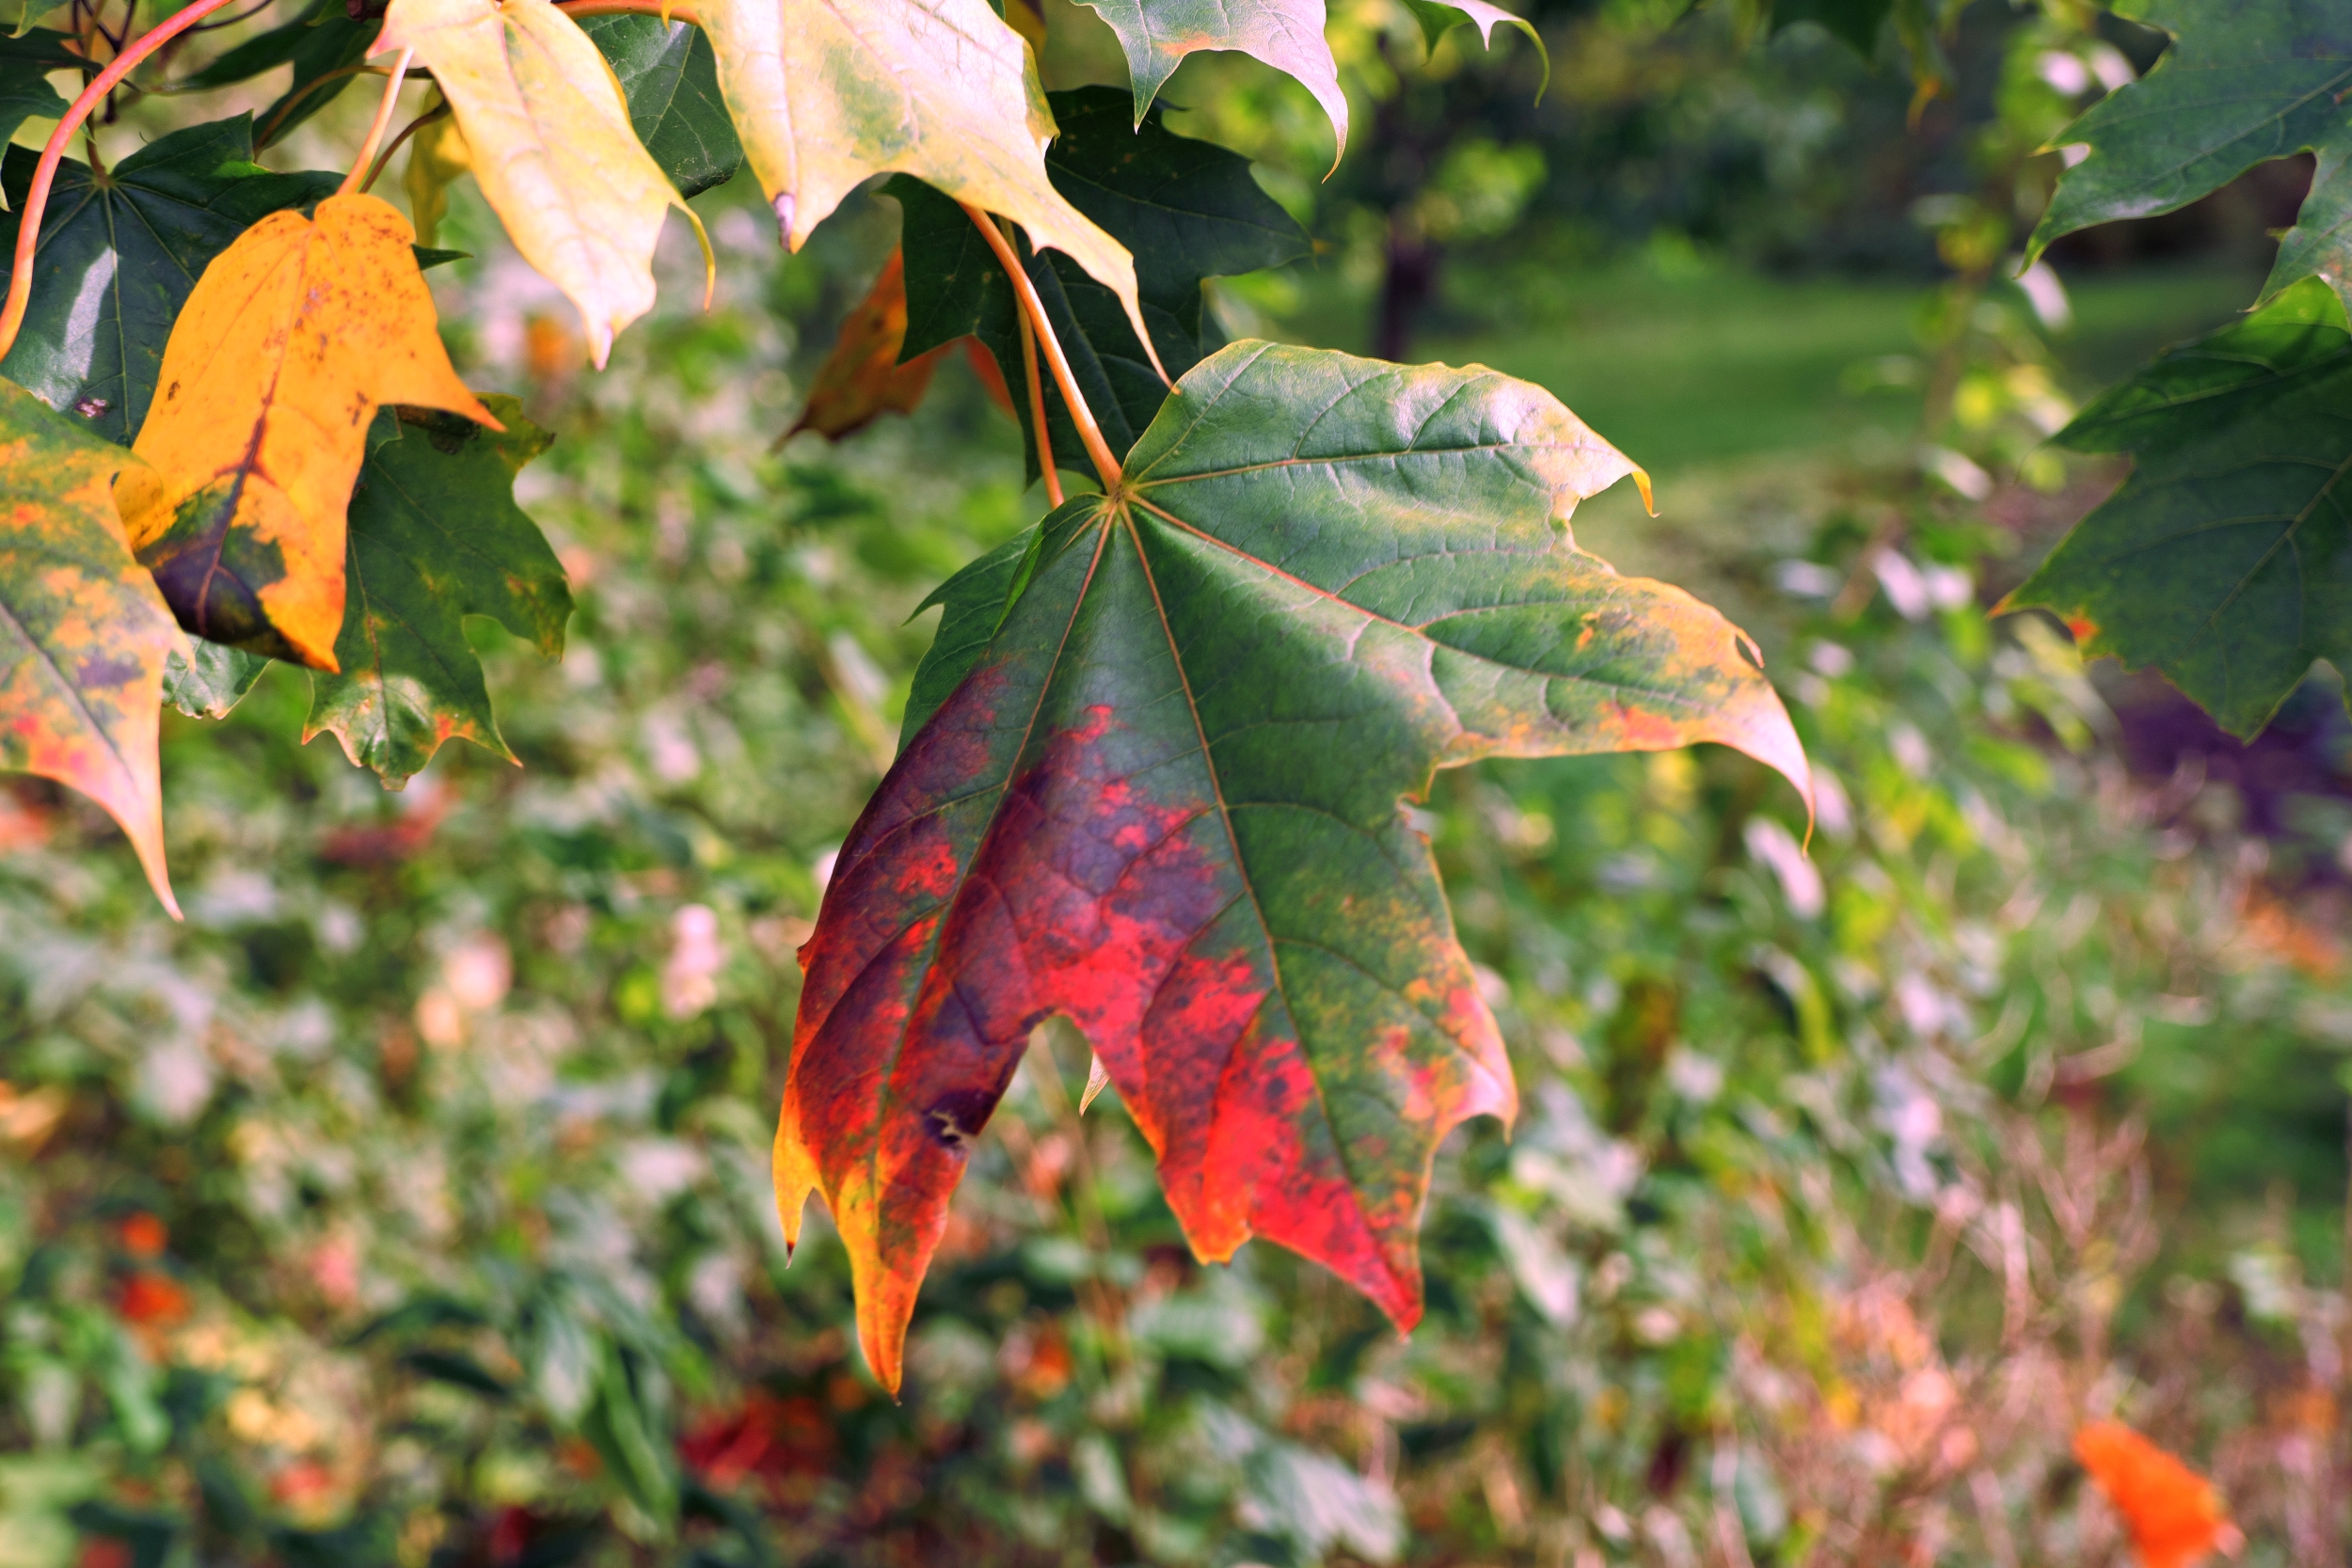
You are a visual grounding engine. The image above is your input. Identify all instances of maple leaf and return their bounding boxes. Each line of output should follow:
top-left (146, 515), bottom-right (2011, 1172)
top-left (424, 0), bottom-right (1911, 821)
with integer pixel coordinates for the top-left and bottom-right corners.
top-left (579, 14), bottom-right (745, 198)
top-left (114, 194), bottom-right (497, 673)
top-left (2074, 1421), bottom-right (2236, 1568)
top-left (2000, 277), bottom-right (2352, 739)
top-left (378, 0), bottom-right (707, 369)
top-left (692, 0), bottom-right (1151, 354)
top-left (307, 398), bottom-right (571, 786)
top-left (181, 0), bottom-right (384, 148)
top-left (788, 250), bottom-right (955, 443)
top-left (780, 342), bottom-right (1809, 1390)
top-left (1400, 1), bottom-right (1549, 90)
top-left (0, 378), bottom-right (183, 915)
top-left (0, 116), bottom-right (341, 447)
top-left (2026, 0), bottom-right (2352, 311)
top-left (893, 87), bottom-right (1310, 479)
top-left (1074, 0), bottom-right (1345, 163)
top-left (0, 30), bottom-right (72, 155)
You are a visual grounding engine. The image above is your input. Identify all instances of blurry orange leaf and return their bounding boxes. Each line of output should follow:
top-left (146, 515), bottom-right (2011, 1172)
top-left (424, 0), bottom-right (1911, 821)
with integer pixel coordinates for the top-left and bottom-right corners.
top-left (119, 1212), bottom-right (167, 1257)
top-left (2075, 1420), bottom-right (2235, 1568)
top-left (788, 251), bottom-right (954, 442)
top-left (114, 194), bottom-right (496, 672)
top-left (0, 378), bottom-right (183, 914)
top-left (115, 1271), bottom-right (189, 1327)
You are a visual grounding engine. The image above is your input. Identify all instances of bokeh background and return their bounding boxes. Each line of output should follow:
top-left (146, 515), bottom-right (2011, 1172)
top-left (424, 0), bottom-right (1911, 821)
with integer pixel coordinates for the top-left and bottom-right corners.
top-left (4, 1), bottom-right (2349, 1564)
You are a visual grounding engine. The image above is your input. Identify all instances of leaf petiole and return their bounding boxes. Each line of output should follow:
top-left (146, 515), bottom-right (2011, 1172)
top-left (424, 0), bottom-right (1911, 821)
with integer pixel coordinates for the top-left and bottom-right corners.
top-left (958, 199), bottom-right (1121, 494)
top-left (339, 45), bottom-right (415, 198)
top-left (359, 100), bottom-right (449, 195)
top-left (1010, 241), bottom-right (1065, 507)
top-left (0, 0), bottom-right (245, 366)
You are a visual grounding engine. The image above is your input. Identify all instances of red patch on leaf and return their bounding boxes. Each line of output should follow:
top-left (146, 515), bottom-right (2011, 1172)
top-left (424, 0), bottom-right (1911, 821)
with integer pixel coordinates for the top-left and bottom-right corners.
top-left (2074, 1420), bottom-right (2234, 1568)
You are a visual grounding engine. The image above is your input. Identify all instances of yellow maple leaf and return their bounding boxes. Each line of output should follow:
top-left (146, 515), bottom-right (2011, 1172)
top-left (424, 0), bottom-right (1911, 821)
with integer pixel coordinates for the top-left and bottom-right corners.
top-left (0, 379), bottom-right (183, 915)
top-left (697, 0), bottom-right (1152, 362)
top-left (115, 194), bottom-right (496, 673)
top-left (378, 0), bottom-right (707, 368)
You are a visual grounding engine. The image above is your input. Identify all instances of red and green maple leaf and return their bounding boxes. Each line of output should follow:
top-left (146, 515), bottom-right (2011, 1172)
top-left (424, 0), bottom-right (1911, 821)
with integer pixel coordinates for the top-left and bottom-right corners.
top-left (778, 341), bottom-right (1810, 1390)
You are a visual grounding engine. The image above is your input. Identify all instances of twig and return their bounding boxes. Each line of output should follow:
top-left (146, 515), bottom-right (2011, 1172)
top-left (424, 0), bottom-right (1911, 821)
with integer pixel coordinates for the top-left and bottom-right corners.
top-left (958, 200), bottom-right (1120, 493)
top-left (360, 100), bottom-right (448, 195)
top-left (254, 60), bottom-right (390, 148)
top-left (0, 0), bottom-right (246, 365)
top-left (338, 46), bottom-right (414, 198)
top-left (1012, 261), bottom-right (1065, 507)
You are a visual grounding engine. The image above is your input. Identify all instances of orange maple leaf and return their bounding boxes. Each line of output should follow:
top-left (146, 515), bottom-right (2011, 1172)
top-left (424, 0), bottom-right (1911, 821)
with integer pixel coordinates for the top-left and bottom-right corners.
top-left (787, 249), bottom-right (955, 443)
top-left (2075, 1420), bottom-right (2237, 1568)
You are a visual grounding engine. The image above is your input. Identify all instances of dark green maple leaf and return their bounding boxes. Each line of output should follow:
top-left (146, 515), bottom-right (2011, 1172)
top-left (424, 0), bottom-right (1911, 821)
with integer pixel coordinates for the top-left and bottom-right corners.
top-left (2026, 0), bottom-right (2352, 311)
top-left (778, 341), bottom-right (1809, 1392)
top-left (0, 116), bottom-right (339, 447)
top-left (177, 0), bottom-right (383, 150)
top-left (2001, 277), bottom-right (2352, 738)
top-left (894, 86), bottom-right (1309, 483)
top-left (0, 29), bottom-right (72, 153)
top-left (306, 396), bottom-right (570, 787)
top-left (578, 14), bottom-right (743, 199)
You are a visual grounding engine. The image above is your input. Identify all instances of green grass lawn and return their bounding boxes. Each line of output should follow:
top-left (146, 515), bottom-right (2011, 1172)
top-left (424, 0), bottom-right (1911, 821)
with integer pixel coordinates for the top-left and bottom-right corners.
top-left (1375, 260), bottom-right (2266, 479)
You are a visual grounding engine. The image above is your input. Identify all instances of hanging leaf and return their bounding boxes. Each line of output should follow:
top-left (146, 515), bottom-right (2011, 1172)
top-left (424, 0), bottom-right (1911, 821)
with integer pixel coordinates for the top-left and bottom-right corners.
top-left (788, 250), bottom-right (954, 442)
top-left (0, 28), bottom-right (72, 155)
top-left (0, 116), bottom-right (340, 447)
top-left (306, 397), bottom-right (569, 786)
top-left (403, 109), bottom-right (471, 251)
top-left (692, 0), bottom-right (1151, 352)
top-left (894, 87), bottom-right (1311, 477)
top-left (780, 341), bottom-right (1808, 1389)
top-left (378, 0), bottom-right (704, 369)
top-left (578, 13), bottom-right (744, 199)
top-left (1073, 0), bottom-right (1344, 162)
top-left (2025, 0), bottom-right (2352, 313)
top-left (1999, 277), bottom-right (2352, 740)
top-left (115, 194), bottom-right (496, 671)
top-left (0, 379), bottom-right (183, 914)
top-left (1399, 0), bottom-right (1548, 90)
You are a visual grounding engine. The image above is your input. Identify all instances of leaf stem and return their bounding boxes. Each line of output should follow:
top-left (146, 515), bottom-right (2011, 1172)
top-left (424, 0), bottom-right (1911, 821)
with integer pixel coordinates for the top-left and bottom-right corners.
top-left (1013, 262), bottom-right (1065, 507)
top-left (360, 101), bottom-right (449, 195)
top-left (0, 0), bottom-right (244, 368)
top-left (339, 47), bottom-right (415, 198)
top-left (959, 200), bottom-right (1120, 494)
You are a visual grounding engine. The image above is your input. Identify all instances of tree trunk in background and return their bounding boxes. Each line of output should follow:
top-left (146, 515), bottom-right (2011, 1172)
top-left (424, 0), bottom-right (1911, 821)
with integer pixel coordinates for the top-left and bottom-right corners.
top-left (1375, 218), bottom-right (1439, 363)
